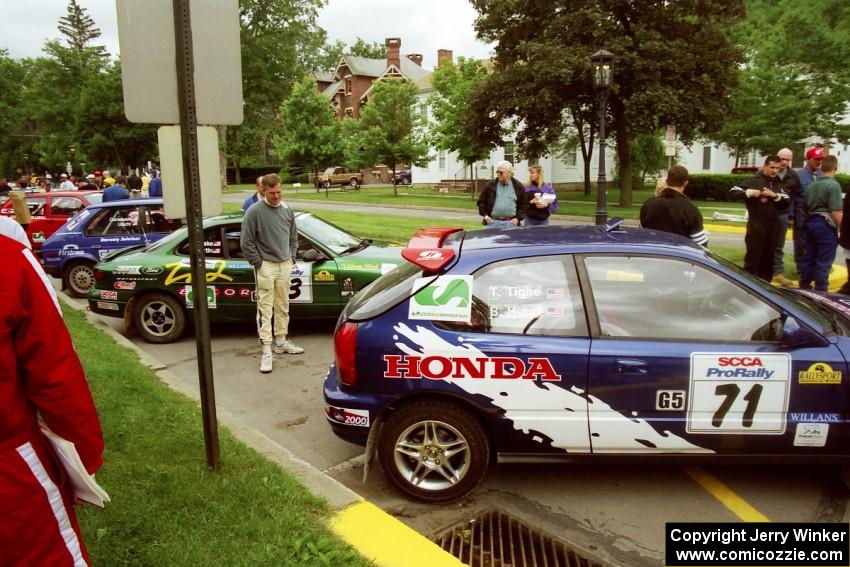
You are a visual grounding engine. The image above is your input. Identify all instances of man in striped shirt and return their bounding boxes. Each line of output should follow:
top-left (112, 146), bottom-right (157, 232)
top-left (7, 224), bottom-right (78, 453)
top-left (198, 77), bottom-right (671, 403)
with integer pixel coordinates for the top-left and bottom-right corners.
top-left (639, 165), bottom-right (708, 247)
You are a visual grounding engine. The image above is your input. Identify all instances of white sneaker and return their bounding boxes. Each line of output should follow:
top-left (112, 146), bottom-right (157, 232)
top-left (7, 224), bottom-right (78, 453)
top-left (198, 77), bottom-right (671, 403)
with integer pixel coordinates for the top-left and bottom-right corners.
top-left (274, 339), bottom-right (304, 354)
top-left (259, 350), bottom-right (273, 373)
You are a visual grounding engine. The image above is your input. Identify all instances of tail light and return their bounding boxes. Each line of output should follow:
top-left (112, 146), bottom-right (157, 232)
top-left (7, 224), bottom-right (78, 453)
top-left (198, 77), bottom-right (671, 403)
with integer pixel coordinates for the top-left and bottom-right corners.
top-left (93, 269), bottom-right (107, 281)
top-left (334, 322), bottom-right (358, 385)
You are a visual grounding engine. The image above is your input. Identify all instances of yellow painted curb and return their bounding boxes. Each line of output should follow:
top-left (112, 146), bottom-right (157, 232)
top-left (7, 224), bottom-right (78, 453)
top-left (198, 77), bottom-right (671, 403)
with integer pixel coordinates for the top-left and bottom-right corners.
top-left (704, 222), bottom-right (747, 235)
top-left (684, 467), bottom-right (769, 522)
top-left (329, 501), bottom-right (465, 567)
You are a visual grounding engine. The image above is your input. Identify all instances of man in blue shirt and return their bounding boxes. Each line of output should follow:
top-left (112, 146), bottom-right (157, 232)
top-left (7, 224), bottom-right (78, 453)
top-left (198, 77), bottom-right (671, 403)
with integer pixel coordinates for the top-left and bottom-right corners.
top-left (148, 169), bottom-right (162, 197)
top-left (476, 161), bottom-right (528, 228)
top-left (241, 176), bottom-right (265, 212)
top-left (791, 147), bottom-right (824, 273)
top-left (102, 176), bottom-right (130, 202)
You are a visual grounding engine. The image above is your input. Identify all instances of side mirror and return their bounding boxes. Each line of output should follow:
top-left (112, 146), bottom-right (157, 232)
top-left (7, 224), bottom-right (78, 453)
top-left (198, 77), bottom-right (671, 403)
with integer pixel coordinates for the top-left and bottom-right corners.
top-left (782, 316), bottom-right (827, 348)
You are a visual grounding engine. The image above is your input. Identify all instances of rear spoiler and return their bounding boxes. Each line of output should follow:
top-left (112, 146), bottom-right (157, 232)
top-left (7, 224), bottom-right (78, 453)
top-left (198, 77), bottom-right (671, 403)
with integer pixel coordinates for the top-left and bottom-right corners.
top-left (401, 226), bottom-right (463, 271)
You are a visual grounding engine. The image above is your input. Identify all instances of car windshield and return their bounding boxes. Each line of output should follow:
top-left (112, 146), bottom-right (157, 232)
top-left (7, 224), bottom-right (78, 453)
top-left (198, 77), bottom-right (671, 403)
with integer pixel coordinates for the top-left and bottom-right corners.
top-left (705, 250), bottom-right (841, 335)
top-left (145, 225), bottom-right (190, 253)
top-left (346, 261), bottom-right (430, 321)
top-left (296, 213), bottom-right (361, 255)
top-left (87, 193), bottom-right (103, 204)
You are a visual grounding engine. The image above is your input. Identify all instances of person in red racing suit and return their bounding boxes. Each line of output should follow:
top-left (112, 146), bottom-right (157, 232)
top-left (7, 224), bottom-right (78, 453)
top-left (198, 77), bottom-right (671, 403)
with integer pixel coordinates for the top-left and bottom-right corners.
top-left (0, 234), bottom-right (104, 566)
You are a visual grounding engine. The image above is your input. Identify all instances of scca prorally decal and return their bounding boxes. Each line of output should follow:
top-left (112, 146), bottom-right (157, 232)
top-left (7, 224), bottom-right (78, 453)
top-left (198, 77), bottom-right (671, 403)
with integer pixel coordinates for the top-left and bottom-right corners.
top-left (391, 323), bottom-right (711, 454)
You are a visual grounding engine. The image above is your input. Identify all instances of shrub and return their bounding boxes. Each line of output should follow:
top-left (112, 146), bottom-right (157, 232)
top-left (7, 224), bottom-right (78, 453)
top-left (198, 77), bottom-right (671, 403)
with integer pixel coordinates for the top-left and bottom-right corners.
top-left (685, 174), bottom-right (755, 201)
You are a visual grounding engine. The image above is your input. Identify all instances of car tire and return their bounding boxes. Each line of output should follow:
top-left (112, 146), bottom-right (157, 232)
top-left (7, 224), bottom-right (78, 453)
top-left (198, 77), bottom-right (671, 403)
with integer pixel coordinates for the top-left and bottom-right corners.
top-left (349, 178), bottom-right (360, 190)
top-left (63, 260), bottom-right (96, 298)
top-left (378, 400), bottom-right (489, 502)
top-left (402, 178), bottom-right (411, 186)
top-left (322, 180), bottom-right (330, 189)
top-left (134, 292), bottom-right (186, 344)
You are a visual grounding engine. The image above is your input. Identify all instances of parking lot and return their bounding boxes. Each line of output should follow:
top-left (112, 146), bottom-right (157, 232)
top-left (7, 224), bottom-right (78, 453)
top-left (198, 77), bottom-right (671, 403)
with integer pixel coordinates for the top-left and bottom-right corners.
top-left (82, 300), bottom-right (850, 567)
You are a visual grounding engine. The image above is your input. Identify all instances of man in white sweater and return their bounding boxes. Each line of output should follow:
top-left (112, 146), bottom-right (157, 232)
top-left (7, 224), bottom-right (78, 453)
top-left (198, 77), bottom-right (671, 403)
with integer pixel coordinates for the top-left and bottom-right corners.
top-left (240, 174), bottom-right (304, 373)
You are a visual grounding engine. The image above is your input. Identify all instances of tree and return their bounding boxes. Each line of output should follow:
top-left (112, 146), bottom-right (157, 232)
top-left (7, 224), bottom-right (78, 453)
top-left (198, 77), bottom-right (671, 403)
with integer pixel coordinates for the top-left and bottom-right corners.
top-left (351, 79), bottom-right (430, 196)
top-left (273, 78), bottom-right (342, 191)
top-left (428, 57), bottom-right (491, 181)
top-left (348, 37), bottom-right (387, 59)
top-left (227, 0), bottom-right (327, 182)
top-left (466, 0), bottom-right (745, 206)
top-left (712, 0), bottom-right (850, 158)
top-left (54, 0), bottom-right (108, 69)
top-left (0, 51), bottom-right (30, 176)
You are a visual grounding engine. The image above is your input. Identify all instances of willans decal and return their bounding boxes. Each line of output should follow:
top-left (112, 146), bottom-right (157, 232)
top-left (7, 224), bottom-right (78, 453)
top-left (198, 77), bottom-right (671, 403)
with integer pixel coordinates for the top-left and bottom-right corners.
top-left (390, 323), bottom-right (712, 454)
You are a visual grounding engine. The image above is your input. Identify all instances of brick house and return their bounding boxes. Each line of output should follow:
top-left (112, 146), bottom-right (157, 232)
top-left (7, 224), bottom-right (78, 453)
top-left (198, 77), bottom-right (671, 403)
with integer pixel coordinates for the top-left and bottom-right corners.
top-left (315, 37), bottom-right (430, 120)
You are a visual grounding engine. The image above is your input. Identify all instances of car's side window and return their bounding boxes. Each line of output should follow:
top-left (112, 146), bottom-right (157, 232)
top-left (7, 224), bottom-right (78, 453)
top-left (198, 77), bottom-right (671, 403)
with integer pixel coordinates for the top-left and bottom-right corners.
top-left (224, 229), bottom-right (243, 258)
top-left (84, 206), bottom-right (140, 236)
top-left (26, 197), bottom-right (47, 217)
top-left (49, 197), bottom-right (84, 217)
top-left (141, 206), bottom-right (181, 234)
top-left (437, 255), bottom-right (587, 337)
top-left (176, 227), bottom-right (225, 258)
top-left (584, 255), bottom-right (782, 342)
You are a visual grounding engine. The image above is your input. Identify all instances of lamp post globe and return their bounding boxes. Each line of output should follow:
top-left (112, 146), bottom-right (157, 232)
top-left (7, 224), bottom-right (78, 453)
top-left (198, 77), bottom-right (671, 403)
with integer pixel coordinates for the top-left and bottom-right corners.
top-left (591, 49), bottom-right (614, 226)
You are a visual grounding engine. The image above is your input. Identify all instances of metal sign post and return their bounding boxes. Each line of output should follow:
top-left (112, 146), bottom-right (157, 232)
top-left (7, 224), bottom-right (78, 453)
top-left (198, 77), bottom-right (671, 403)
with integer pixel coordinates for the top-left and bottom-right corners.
top-left (172, 0), bottom-right (219, 469)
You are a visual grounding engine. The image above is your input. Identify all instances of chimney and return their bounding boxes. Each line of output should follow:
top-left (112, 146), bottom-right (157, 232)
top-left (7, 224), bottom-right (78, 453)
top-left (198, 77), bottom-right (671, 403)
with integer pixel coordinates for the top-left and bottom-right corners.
top-left (386, 37), bottom-right (401, 69)
top-left (437, 49), bottom-right (453, 68)
top-left (406, 53), bottom-right (423, 66)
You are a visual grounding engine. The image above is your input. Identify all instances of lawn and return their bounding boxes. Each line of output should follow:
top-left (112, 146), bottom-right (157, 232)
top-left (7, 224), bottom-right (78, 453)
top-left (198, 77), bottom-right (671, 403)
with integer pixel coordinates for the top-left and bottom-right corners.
top-left (227, 182), bottom-right (748, 225)
top-left (67, 306), bottom-right (368, 566)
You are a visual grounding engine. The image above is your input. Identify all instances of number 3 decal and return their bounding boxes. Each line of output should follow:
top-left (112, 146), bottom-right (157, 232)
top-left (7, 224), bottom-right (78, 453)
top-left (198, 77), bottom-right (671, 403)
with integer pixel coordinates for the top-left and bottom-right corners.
top-left (289, 277), bottom-right (302, 299)
top-left (687, 353), bottom-right (790, 435)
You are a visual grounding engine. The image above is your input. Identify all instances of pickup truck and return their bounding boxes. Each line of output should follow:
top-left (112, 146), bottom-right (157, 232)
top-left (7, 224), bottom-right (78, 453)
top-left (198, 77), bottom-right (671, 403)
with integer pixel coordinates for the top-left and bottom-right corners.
top-left (317, 167), bottom-right (362, 190)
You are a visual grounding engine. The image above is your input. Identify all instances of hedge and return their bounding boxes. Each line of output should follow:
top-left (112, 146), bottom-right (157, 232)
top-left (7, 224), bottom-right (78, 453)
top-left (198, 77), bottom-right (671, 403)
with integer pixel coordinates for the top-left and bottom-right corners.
top-left (684, 173), bottom-right (850, 202)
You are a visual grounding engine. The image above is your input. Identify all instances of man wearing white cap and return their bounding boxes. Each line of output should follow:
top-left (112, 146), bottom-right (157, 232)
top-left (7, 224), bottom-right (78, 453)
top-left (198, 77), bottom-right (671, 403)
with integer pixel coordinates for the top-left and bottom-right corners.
top-left (59, 173), bottom-right (75, 191)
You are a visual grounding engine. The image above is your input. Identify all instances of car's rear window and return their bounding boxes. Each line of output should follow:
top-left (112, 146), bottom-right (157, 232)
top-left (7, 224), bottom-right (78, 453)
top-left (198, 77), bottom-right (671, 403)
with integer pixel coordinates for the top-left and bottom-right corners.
top-left (346, 262), bottom-right (432, 321)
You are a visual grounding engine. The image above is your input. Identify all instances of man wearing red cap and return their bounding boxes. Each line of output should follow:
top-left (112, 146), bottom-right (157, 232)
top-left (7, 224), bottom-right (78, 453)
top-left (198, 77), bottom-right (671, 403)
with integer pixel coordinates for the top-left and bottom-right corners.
top-left (790, 147), bottom-right (825, 272)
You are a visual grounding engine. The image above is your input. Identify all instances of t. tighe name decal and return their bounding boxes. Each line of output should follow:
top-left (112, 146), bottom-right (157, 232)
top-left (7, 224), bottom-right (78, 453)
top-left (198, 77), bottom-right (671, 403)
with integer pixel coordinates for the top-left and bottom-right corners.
top-left (384, 355), bottom-right (562, 381)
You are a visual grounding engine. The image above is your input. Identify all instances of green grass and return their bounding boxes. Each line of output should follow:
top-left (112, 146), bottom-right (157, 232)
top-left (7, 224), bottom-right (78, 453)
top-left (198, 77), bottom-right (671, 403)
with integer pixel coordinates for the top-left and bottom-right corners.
top-left (227, 182), bottom-right (747, 225)
top-left (67, 306), bottom-right (368, 566)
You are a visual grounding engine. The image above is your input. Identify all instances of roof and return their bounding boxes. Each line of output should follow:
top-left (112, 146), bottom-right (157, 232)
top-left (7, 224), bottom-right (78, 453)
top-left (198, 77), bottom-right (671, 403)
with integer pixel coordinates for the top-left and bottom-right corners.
top-left (322, 79), bottom-right (344, 98)
top-left (93, 197), bottom-right (164, 208)
top-left (458, 225), bottom-right (705, 254)
top-left (313, 70), bottom-right (334, 83)
top-left (336, 55), bottom-right (430, 82)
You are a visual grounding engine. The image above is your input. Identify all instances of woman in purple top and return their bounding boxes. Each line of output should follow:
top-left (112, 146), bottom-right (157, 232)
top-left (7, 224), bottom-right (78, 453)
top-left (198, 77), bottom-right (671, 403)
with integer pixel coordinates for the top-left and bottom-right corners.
top-left (523, 165), bottom-right (558, 226)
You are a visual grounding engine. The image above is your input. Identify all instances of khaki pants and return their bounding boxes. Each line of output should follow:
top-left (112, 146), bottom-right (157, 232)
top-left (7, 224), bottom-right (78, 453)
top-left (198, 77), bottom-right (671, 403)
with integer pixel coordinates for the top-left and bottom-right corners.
top-left (255, 259), bottom-right (292, 345)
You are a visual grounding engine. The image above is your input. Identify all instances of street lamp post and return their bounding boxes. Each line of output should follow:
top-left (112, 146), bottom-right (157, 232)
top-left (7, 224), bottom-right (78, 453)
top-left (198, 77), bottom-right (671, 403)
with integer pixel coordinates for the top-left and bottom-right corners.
top-left (591, 49), bottom-right (614, 226)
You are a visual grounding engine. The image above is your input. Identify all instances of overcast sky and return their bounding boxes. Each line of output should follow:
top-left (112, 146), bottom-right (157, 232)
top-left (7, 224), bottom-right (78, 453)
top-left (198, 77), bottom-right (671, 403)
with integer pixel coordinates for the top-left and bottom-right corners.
top-left (0, 0), bottom-right (493, 69)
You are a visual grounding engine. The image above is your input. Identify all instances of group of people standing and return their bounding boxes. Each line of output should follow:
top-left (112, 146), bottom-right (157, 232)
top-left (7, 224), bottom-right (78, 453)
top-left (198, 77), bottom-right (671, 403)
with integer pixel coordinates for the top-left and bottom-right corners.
top-left (641, 146), bottom-right (845, 292)
top-left (476, 161), bottom-right (559, 227)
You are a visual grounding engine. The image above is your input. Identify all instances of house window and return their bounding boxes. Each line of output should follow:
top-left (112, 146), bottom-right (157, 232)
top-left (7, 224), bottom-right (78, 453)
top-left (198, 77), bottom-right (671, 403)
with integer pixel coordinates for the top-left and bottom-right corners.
top-left (559, 146), bottom-right (577, 167)
top-left (702, 146), bottom-right (711, 170)
top-left (739, 152), bottom-right (752, 167)
top-left (344, 107), bottom-right (354, 118)
top-left (504, 142), bottom-right (515, 164)
top-left (438, 151), bottom-right (447, 169)
top-left (344, 76), bottom-right (352, 95)
top-left (419, 102), bottom-right (428, 119)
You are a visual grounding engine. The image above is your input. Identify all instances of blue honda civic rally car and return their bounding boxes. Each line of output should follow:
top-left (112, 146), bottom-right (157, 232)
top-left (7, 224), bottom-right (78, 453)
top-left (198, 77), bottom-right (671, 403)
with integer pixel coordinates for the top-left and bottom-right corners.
top-left (324, 223), bottom-right (850, 502)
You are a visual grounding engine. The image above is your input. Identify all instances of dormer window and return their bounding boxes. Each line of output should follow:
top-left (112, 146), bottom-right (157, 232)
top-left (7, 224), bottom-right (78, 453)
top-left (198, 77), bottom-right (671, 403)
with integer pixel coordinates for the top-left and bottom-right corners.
top-left (344, 76), bottom-right (352, 95)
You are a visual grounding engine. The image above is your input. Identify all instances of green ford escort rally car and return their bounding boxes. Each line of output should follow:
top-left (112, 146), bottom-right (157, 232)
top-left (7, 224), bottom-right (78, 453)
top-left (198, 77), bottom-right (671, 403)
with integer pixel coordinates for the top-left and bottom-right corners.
top-left (88, 212), bottom-right (402, 343)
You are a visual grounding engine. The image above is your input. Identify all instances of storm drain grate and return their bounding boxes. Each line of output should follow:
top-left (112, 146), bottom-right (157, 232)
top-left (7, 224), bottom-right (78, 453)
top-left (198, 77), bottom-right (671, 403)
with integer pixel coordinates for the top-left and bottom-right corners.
top-left (432, 510), bottom-right (604, 567)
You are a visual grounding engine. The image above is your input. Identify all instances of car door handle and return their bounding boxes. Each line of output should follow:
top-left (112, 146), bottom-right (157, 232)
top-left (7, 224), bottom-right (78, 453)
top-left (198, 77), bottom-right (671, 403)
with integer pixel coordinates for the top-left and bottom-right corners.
top-left (616, 359), bottom-right (648, 374)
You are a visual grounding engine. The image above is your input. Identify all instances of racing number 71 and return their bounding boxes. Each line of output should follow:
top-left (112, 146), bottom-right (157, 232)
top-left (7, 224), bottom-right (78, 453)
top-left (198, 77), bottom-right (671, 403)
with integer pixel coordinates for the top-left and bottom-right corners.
top-left (712, 383), bottom-right (763, 428)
